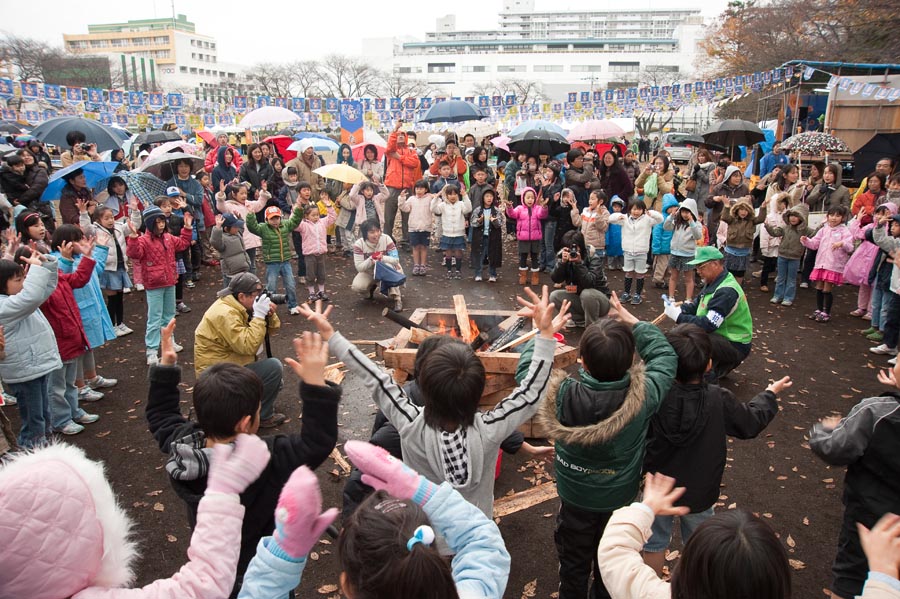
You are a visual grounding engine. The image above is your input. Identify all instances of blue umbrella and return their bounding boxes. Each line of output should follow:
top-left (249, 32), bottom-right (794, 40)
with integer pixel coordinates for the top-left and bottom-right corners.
top-left (41, 161), bottom-right (119, 201)
top-left (288, 138), bottom-right (340, 152)
top-left (293, 132), bottom-right (334, 141)
top-left (93, 170), bottom-right (168, 207)
top-left (508, 120), bottom-right (567, 137)
top-left (418, 100), bottom-right (486, 124)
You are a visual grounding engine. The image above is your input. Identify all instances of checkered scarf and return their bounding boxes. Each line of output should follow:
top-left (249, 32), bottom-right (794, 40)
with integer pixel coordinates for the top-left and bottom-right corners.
top-left (440, 427), bottom-right (470, 487)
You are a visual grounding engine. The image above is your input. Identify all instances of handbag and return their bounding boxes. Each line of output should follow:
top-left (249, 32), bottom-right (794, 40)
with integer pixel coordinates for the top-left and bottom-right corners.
top-left (685, 178), bottom-right (697, 193)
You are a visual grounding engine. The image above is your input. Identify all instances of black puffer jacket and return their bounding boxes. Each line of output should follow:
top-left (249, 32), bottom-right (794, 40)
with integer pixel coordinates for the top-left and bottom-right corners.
top-left (550, 244), bottom-right (610, 296)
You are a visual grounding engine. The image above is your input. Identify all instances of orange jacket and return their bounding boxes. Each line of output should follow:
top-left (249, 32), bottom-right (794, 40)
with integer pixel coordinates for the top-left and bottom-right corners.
top-left (384, 131), bottom-right (422, 189)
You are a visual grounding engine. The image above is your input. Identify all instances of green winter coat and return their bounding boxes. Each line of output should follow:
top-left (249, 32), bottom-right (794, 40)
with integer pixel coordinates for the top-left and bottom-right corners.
top-left (515, 322), bottom-right (676, 512)
top-left (244, 206), bottom-right (303, 263)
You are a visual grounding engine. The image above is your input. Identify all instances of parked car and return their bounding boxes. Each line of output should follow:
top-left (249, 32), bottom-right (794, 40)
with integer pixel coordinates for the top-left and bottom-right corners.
top-left (659, 132), bottom-right (694, 163)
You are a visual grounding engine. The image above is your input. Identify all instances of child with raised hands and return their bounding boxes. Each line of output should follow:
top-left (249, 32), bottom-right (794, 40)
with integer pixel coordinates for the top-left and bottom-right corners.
top-left (596, 473), bottom-right (792, 599)
top-left (0, 431), bottom-right (271, 599)
top-left (298, 287), bottom-right (569, 523)
top-left (809, 360), bottom-right (900, 599)
top-left (238, 440), bottom-right (510, 599)
top-left (146, 319), bottom-right (341, 598)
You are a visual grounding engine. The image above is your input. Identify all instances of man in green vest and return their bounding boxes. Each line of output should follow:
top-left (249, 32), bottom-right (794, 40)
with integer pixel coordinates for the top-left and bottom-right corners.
top-left (664, 246), bottom-right (753, 382)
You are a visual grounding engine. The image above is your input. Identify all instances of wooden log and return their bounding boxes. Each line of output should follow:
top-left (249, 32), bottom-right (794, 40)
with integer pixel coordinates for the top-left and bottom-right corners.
top-left (325, 352), bottom-right (376, 371)
top-left (494, 328), bottom-right (539, 352)
top-left (409, 327), bottom-right (436, 344)
top-left (493, 483), bottom-right (559, 518)
top-left (330, 447), bottom-right (352, 475)
top-left (482, 373), bottom-right (519, 396)
top-left (453, 294), bottom-right (472, 341)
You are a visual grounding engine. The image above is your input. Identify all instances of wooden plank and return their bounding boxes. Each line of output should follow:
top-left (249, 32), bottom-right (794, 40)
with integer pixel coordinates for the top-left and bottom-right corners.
top-left (453, 294), bottom-right (472, 341)
top-left (392, 369), bottom-right (409, 384)
top-left (330, 447), bottom-right (352, 475)
top-left (325, 352), bottom-right (376, 371)
top-left (493, 483), bottom-right (558, 518)
top-left (483, 374), bottom-right (518, 396)
top-left (409, 327), bottom-right (436, 344)
top-left (381, 348), bottom-right (418, 373)
top-left (495, 328), bottom-right (538, 352)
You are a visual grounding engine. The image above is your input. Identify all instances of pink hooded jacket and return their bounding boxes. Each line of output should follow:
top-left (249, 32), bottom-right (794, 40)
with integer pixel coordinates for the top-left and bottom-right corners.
top-left (295, 205), bottom-right (337, 256)
top-left (0, 444), bottom-right (245, 599)
top-left (800, 221), bottom-right (855, 274)
top-left (844, 203), bottom-right (897, 287)
top-left (506, 188), bottom-right (548, 241)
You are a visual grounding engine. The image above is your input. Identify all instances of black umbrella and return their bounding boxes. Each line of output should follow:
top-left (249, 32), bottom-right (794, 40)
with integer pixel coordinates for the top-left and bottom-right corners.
top-left (133, 130), bottom-right (182, 146)
top-left (0, 121), bottom-right (24, 134)
top-left (507, 128), bottom-right (570, 157)
top-left (418, 100), bottom-right (486, 124)
top-left (853, 133), bottom-right (900, 180)
top-left (30, 116), bottom-right (123, 152)
top-left (680, 134), bottom-right (728, 153)
top-left (701, 119), bottom-right (765, 148)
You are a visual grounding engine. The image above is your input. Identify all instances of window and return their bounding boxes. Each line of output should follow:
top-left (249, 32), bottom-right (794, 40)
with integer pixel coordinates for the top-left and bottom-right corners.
top-left (651, 65), bottom-right (679, 72)
top-left (498, 65), bottom-right (526, 72)
top-left (609, 61), bottom-right (640, 72)
top-left (571, 65), bottom-right (603, 72)
top-left (533, 65), bottom-right (563, 72)
top-left (427, 62), bottom-right (455, 73)
top-left (180, 66), bottom-right (187, 73)
top-left (463, 65), bottom-right (488, 72)
top-left (190, 67), bottom-right (197, 74)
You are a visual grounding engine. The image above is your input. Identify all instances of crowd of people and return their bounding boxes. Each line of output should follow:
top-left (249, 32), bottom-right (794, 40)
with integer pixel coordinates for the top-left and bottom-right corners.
top-left (0, 120), bottom-right (899, 599)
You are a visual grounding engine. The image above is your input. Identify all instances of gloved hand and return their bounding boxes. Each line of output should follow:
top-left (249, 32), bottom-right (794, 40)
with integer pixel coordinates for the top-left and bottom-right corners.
top-left (272, 466), bottom-right (339, 559)
top-left (252, 294), bottom-right (272, 320)
top-left (693, 164), bottom-right (700, 174)
top-left (664, 301), bottom-right (682, 322)
top-left (345, 440), bottom-right (438, 506)
top-left (206, 434), bottom-right (271, 495)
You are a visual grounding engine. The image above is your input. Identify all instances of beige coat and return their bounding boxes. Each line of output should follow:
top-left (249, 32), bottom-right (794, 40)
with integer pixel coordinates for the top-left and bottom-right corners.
top-left (597, 505), bottom-right (671, 599)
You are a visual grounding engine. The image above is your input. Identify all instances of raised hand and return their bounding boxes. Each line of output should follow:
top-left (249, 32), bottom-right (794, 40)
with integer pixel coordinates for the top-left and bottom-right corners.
top-left (765, 375), bottom-right (792, 395)
top-left (183, 211), bottom-right (193, 229)
top-left (160, 319), bottom-right (178, 366)
top-left (858, 513), bottom-right (900, 579)
top-left (878, 367), bottom-right (898, 389)
top-left (206, 434), bottom-right (271, 496)
top-left (284, 331), bottom-right (329, 386)
top-left (219, 179), bottom-right (226, 194)
top-left (516, 285), bottom-right (568, 338)
top-left (58, 240), bottom-right (75, 260)
top-left (297, 300), bottom-right (335, 341)
top-left (75, 198), bottom-right (88, 214)
top-left (215, 214), bottom-right (225, 227)
top-left (272, 466), bottom-right (339, 559)
top-left (641, 473), bottom-right (690, 517)
top-left (608, 291), bottom-right (639, 326)
top-left (127, 220), bottom-right (140, 238)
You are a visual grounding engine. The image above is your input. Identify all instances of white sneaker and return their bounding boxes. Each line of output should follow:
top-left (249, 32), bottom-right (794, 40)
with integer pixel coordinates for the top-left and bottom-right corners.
top-left (869, 344), bottom-right (899, 356)
top-left (78, 387), bottom-right (104, 402)
top-left (289, 306), bottom-right (303, 315)
top-left (171, 340), bottom-right (184, 353)
top-left (56, 421), bottom-right (84, 435)
top-left (147, 350), bottom-right (159, 365)
top-left (135, 284), bottom-right (145, 291)
top-left (889, 357), bottom-right (897, 366)
top-left (474, 275), bottom-right (483, 282)
top-left (87, 375), bottom-right (117, 389)
top-left (115, 324), bottom-right (134, 337)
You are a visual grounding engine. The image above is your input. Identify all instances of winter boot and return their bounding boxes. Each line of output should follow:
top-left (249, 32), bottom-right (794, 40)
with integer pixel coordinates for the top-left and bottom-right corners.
top-left (518, 268), bottom-right (528, 285)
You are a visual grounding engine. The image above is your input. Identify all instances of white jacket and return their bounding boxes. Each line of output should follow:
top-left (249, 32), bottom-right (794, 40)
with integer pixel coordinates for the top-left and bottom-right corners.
top-left (80, 213), bottom-right (129, 271)
top-left (432, 196), bottom-right (472, 238)
top-left (608, 210), bottom-right (663, 254)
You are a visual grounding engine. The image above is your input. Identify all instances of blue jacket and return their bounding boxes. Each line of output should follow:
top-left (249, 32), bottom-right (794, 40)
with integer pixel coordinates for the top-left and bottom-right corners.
top-left (212, 146), bottom-right (238, 193)
top-left (54, 246), bottom-right (116, 349)
top-left (237, 483), bottom-right (511, 599)
top-left (759, 151), bottom-right (789, 177)
top-left (0, 257), bottom-right (62, 384)
top-left (168, 176), bottom-right (206, 229)
top-left (651, 194), bottom-right (679, 255)
top-left (606, 220), bottom-right (624, 257)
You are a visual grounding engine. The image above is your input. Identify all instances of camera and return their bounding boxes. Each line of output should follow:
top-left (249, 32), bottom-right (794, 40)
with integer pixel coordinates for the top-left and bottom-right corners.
top-left (567, 244), bottom-right (580, 258)
top-left (260, 290), bottom-right (287, 305)
top-left (79, 143), bottom-right (92, 152)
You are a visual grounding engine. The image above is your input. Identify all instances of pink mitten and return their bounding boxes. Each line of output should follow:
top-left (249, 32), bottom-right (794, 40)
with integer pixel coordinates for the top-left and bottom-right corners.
top-left (206, 434), bottom-right (271, 495)
top-left (272, 466), bottom-right (338, 559)
top-left (344, 440), bottom-right (437, 506)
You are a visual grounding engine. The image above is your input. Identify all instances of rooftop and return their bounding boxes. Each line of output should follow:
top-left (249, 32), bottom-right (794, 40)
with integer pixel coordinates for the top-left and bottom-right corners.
top-left (87, 14), bottom-right (196, 34)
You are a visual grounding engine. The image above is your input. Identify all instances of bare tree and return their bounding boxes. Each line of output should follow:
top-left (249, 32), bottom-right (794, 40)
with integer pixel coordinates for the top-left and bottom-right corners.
top-left (470, 81), bottom-right (501, 97)
top-left (639, 66), bottom-right (680, 89)
top-left (289, 60), bottom-right (322, 97)
top-left (376, 71), bottom-right (432, 100)
top-left (497, 79), bottom-right (546, 105)
top-left (245, 63), bottom-right (297, 97)
top-left (0, 33), bottom-right (62, 81)
top-left (634, 112), bottom-right (674, 138)
top-left (317, 54), bottom-right (379, 98)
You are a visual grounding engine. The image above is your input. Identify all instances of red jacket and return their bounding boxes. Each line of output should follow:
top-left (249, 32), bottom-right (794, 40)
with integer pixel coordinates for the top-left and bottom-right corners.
top-left (204, 145), bottom-right (243, 173)
top-left (429, 154), bottom-right (467, 178)
top-left (126, 227), bottom-right (192, 290)
top-left (384, 131), bottom-right (422, 190)
top-left (41, 256), bottom-right (94, 361)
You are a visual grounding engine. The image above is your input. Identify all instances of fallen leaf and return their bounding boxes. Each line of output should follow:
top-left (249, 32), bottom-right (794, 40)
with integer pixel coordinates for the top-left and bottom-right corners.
top-left (166, 534), bottom-right (177, 543)
top-left (147, 490), bottom-right (163, 497)
top-left (786, 534), bottom-right (796, 548)
top-left (665, 549), bottom-right (680, 561)
top-left (153, 502), bottom-right (165, 512)
top-left (789, 559), bottom-right (806, 570)
top-left (803, 517), bottom-right (810, 526)
top-left (521, 579), bottom-right (537, 598)
top-left (317, 584), bottom-right (338, 594)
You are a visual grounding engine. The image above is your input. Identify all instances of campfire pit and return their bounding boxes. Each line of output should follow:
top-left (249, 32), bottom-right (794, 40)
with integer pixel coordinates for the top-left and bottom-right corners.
top-left (377, 299), bottom-right (578, 438)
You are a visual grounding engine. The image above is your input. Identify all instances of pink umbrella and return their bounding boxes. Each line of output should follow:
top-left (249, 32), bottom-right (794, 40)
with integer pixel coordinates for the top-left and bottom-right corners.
top-left (567, 120), bottom-right (626, 142)
top-left (490, 135), bottom-right (511, 152)
top-left (147, 140), bottom-right (199, 160)
top-left (351, 142), bottom-right (385, 163)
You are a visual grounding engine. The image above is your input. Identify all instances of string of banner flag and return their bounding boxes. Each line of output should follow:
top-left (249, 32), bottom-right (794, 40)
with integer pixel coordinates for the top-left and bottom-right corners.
top-left (0, 64), bottom-right (897, 130)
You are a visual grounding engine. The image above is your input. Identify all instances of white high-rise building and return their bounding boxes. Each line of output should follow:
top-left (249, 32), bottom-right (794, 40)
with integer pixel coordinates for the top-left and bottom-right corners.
top-left (365, 0), bottom-right (705, 102)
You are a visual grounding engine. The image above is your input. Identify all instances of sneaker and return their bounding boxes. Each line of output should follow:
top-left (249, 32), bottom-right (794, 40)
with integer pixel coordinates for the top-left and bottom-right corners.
top-left (75, 412), bottom-right (100, 424)
top-left (394, 297), bottom-right (403, 312)
top-left (56, 421), bottom-right (84, 436)
top-left (850, 308), bottom-right (867, 317)
top-left (446, 271), bottom-right (454, 280)
top-left (147, 350), bottom-right (159, 365)
top-left (752, 270), bottom-right (762, 278)
top-left (289, 306), bottom-right (303, 315)
top-left (299, 276), bottom-right (307, 285)
top-left (770, 297), bottom-right (782, 304)
top-left (861, 327), bottom-right (877, 336)
top-left (799, 282), bottom-right (809, 289)
top-left (474, 275), bottom-right (483, 282)
top-left (185, 280), bottom-right (196, 289)
top-left (1, 392), bottom-right (16, 406)
top-left (259, 413), bottom-right (287, 428)
top-left (87, 375), bottom-right (117, 389)
top-left (620, 292), bottom-right (632, 302)
top-left (316, 291), bottom-right (330, 302)
top-left (870, 344), bottom-right (898, 356)
top-left (308, 293), bottom-right (318, 304)
top-left (863, 312), bottom-right (873, 321)
top-left (781, 300), bottom-right (793, 306)
top-left (630, 294), bottom-right (643, 306)
top-left (816, 312), bottom-right (831, 322)
top-left (135, 283), bottom-right (145, 291)
top-left (176, 302), bottom-right (191, 313)
top-left (171, 340), bottom-right (184, 353)
top-left (889, 357), bottom-right (897, 366)
top-left (867, 331), bottom-right (885, 342)
top-left (760, 285), bottom-right (769, 292)
top-left (488, 275), bottom-right (497, 283)
top-left (78, 387), bottom-right (104, 402)
top-left (114, 324), bottom-right (132, 337)
top-left (454, 270), bottom-right (462, 279)
top-left (808, 310), bottom-right (822, 320)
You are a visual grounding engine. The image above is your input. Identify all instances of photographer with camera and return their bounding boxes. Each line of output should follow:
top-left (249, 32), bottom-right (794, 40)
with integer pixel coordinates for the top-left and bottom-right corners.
top-left (194, 273), bottom-right (286, 428)
top-left (549, 229), bottom-right (611, 328)
top-left (59, 130), bottom-right (101, 168)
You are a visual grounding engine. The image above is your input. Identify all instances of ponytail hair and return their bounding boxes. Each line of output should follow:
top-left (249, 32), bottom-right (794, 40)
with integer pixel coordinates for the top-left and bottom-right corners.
top-left (338, 491), bottom-right (459, 599)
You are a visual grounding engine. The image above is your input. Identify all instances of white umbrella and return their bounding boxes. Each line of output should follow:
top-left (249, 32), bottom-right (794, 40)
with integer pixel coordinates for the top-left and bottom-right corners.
top-left (147, 140), bottom-right (199, 160)
top-left (363, 129), bottom-right (387, 146)
top-left (455, 121), bottom-right (501, 139)
top-left (238, 106), bottom-right (301, 129)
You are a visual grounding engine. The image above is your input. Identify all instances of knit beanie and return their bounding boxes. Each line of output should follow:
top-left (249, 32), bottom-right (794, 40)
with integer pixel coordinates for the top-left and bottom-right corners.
top-left (141, 205), bottom-right (165, 229)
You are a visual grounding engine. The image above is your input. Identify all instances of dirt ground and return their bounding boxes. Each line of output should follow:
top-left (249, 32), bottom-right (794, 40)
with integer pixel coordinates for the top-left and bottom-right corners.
top-left (3, 243), bottom-right (888, 598)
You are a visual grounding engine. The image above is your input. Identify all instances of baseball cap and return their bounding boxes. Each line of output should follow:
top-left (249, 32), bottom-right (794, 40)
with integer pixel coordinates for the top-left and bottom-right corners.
top-left (265, 206), bottom-right (282, 220)
top-left (166, 186), bottom-right (181, 197)
top-left (686, 246), bottom-right (724, 266)
top-left (221, 213), bottom-right (243, 228)
top-left (217, 272), bottom-right (263, 298)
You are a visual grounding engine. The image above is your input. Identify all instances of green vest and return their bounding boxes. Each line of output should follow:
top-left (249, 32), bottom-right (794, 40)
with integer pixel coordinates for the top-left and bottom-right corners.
top-left (697, 272), bottom-right (753, 344)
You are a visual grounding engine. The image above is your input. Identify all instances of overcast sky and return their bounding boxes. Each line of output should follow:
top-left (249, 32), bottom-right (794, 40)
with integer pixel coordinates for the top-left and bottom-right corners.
top-left (3, 0), bottom-right (729, 65)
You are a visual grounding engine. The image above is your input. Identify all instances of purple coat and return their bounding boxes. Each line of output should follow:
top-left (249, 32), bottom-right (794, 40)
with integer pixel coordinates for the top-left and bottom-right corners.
top-left (800, 223), bottom-right (855, 274)
top-left (844, 203), bottom-right (898, 286)
top-left (506, 203), bottom-right (548, 241)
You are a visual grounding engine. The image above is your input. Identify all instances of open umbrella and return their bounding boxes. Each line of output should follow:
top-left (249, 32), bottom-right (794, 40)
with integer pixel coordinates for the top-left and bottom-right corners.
top-left (0, 121), bottom-right (24, 134)
top-left (31, 117), bottom-right (124, 152)
top-left (351, 142), bottom-right (385, 163)
top-left (41, 161), bottom-right (119, 201)
top-left (701, 119), bottom-right (764, 148)
top-left (239, 106), bottom-right (301, 129)
top-left (853, 133), bottom-right (900, 180)
top-left (93, 170), bottom-right (168, 206)
top-left (288, 138), bottom-right (339, 152)
top-left (133, 130), bottom-right (182, 146)
top-left (262, 135), bottom-right (297, 162)
top-left (567, 120), bottom-right (626, 142)
top-left (196, 130), bottom-right (217, 147)
top-left (509, 120), bottom-right (567, 137)
top-left (507, 129), bottom-right (570, 157)
top-left (418, 100), bottom-right (485, 124)
top-left (313, 163), bottom-right (365, 185)
top-left (147, 140), bottom-right (198, 160)
top-left (678, 134), bottom-right (728, 153)
top-left (137, 152), bottom-right (204, 181)
top-left (362, 129), bottom-right (388, 147)
top-left (781, 131), bottom-right (850, 154)
top-left (293, 132), bottom-right (333, 141)
top-left (489, 135), bottom-right (511, 152)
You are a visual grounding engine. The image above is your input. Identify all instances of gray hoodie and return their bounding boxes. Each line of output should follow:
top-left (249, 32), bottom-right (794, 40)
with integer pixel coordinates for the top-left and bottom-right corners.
top-left (663, 198), bottom-right (704, 257)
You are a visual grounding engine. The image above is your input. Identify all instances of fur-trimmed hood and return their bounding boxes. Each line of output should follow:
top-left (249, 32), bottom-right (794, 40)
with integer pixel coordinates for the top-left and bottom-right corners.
top-left (728, 198), bottom-right (755, 220)
top-left (782, 203), bottom-right (809, 227)
top-left (0, 443), bottom-right (137, 599)
top-left (537, 363), bottom-right (647, 446)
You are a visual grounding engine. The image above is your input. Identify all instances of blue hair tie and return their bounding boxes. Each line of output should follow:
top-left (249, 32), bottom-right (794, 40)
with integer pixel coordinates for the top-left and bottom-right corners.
top-left (406, 525), bottom-right (435, 551)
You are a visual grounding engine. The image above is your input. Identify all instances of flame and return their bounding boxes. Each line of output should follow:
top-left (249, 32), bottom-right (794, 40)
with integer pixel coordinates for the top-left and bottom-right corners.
top-left (435, 318), bottom-right (481, 343)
